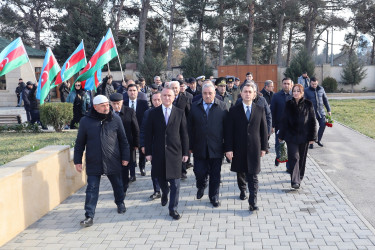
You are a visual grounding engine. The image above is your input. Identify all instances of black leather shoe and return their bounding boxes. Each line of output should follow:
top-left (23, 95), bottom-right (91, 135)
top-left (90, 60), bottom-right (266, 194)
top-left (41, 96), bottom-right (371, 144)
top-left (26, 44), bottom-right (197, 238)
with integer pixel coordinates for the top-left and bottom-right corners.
top-left (181, 173), bottom-right (187, 180)
top-left (140, 169), bottom-right (146, 176)
top-left (275, 158), bottom-right (279, 166)
top-left (130, 176), bottom-right (136, 182)
top-left (249, 205), bottom-right (259, 211)
top-left (80, 217), bottom-right (93, 227)
top-left (309, 144), bottom-right (314, 149)
top-left (196, 188), bottom-right (204, 199)
top-left (149, 192), bottom-right (161, 200)
top-left (169, 210), bottom-right (181, 220)
top-left (292, 183), bottom-right (300, 189)
top-left (161, 194), bottom-right (168, 206)
top-left (240, 191), bottom-right (247, 200)
top-left (187, 163), bottom-right (193, 169)
top-left (317, 141), bottom-right (324, 147)
top-left (211, 200), bottom-right (221, 207)
top-left (117, 203), bottom-right (126, 214)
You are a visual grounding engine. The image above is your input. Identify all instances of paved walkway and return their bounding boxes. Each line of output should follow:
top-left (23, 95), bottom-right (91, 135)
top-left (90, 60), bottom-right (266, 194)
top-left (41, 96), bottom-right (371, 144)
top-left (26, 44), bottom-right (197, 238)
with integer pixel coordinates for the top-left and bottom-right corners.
top-left (2, 135), bottom-right (375, 249)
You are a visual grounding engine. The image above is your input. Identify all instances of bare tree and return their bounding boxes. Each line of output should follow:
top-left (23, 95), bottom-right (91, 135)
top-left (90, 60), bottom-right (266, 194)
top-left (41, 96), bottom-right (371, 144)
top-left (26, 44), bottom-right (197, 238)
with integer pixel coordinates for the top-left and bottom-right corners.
top-left (246, 0), bottom-right (255, 64)
top-left (276, 0), bottom-right (286, 66)
top-left (138, 0), bottom-right (151, 63)
top-left (166, 0), bottom-right (176, 70)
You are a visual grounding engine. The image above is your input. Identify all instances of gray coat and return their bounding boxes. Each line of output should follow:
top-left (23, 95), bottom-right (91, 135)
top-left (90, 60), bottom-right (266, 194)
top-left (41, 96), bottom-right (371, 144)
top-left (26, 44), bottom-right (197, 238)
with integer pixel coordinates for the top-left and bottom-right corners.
top-left (304, 85), bottom-right (331, 119)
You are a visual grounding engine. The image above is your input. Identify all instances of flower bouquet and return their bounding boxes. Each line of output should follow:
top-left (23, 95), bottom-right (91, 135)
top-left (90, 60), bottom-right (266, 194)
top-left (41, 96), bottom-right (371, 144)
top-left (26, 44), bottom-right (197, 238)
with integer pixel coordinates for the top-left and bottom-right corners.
top-left (325, 115), bottom-right (334, 127)
top-left (276, 141), bottom-right (288, 163)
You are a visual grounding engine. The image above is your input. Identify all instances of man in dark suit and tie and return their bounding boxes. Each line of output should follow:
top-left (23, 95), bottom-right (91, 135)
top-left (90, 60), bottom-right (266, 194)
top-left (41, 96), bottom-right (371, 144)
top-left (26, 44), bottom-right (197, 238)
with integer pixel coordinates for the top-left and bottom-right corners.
top-left (186, 77), bottom-right (201, 97)
top-left (170, 81), bottom-right (191, 180)
top-left (145, 87), bottom-right (189, 220)
top-left (188, 81), bottom-right (228, 208)
top-left (225, 83), bottom-right (268, 212)
top-left (109, 93), bottom-right (140, 196)
top-left (124, 84), bottom-right (149, 181)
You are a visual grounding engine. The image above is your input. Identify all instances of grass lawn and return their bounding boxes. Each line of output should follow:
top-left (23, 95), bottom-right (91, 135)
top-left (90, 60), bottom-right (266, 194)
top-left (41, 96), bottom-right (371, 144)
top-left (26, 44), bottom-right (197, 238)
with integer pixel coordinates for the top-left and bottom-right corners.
top-left (0, 131), bottom-right (77, 166)
top-left (329, 99), bottom-right (375, 139)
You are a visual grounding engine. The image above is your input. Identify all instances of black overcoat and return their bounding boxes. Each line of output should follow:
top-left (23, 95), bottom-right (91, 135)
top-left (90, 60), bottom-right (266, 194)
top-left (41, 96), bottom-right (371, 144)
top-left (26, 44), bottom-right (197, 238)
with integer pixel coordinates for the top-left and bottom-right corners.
top-left (145, 105), bottom-right (189, 179)
top-left (188, 98), bottom-right (228, 159)
top-left (173, 92), bottom-right (191, 118)
top-left (225, 103), bottom-right (268, 174)
top-left (278, 98), bottom-right (317, 144)
top-left (117, 105), bottom-right (140, 148)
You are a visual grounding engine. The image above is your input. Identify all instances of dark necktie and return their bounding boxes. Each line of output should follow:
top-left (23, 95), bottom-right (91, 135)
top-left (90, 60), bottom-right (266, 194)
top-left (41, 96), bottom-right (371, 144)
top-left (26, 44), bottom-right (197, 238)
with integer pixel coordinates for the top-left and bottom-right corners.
top-left (205, 103), bottom-right (211, 116)
top-left (246, 106), bottom-right (251, 121)
top-left (131, 101), bottom-right (135, 110)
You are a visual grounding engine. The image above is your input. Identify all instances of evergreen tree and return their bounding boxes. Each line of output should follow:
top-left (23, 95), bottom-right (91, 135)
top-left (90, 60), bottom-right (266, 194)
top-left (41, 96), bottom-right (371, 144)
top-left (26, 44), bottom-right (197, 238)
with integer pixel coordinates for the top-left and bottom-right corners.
top-left (53, 0), bottom-right (107, 65)
top-left (284, 49), bottom-right (315, 84)
top-left (180, 44), bottom-right (212, 78)
top-left (136, 49), bottom-right (164, 85)
top-left (341, 54), bottom-right (367, 93)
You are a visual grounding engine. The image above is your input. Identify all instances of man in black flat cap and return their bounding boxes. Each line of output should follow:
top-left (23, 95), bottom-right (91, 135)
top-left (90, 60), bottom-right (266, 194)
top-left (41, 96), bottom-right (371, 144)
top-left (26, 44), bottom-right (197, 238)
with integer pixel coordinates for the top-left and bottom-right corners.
top-left (109, 93), bottom-right (140, 196)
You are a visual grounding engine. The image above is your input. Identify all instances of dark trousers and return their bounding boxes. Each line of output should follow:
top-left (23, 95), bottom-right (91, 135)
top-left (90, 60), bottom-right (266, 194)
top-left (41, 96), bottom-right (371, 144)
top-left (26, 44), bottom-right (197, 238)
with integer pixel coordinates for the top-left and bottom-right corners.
top-left (317, 116), bottom-right (326, 142)
top-left (84, 174), bottom-right (124, 218)
top-left (127, 148), bottom-right (137, 179)
top-left (275, 130), bottom-right (290, 170)
top-left (70, 114), bottom-right (82, 129)
top-left (193, 158), bottom-right (222, 201)
top-left (287, 142), bottom-right (309, 185)
top-left (237, 172), bottom-right (247, 192)
top-left (24, 108), bottom-right (31, 122)
top-left (246, 173), bottom-right (258, 206)
top-left (159, 178), bottom-right (180, 212)
top-left (133, 149), bottom-right (145, 176)
top-left (152, 176), bottom-right (160, 193)
top-left (121, 166), bottom-right (130, 193)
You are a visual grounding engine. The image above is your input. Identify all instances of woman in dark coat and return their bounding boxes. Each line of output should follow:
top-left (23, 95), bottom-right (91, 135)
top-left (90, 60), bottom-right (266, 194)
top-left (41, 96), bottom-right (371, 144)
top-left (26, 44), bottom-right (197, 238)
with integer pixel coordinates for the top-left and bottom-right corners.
top-left (225, 83), bottom-right (268, 211)
top-left (278, 84), bottom-right (317, 189)
top-left (67, 81), bottom-right (91, 129)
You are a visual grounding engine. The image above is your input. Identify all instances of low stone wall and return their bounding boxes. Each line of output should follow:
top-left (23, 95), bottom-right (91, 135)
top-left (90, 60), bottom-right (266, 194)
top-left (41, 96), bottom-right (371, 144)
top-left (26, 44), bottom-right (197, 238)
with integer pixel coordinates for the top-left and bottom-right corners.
top-left (0, 145), bottom-right (86, 247)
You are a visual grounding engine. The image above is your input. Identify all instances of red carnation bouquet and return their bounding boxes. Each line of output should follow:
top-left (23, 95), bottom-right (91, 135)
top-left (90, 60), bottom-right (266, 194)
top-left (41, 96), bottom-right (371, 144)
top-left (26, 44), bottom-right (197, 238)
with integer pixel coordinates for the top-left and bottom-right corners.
top-left (277, 141), bottom-right (288, 163)
top-left (326, 115), bottom-right (334, 127)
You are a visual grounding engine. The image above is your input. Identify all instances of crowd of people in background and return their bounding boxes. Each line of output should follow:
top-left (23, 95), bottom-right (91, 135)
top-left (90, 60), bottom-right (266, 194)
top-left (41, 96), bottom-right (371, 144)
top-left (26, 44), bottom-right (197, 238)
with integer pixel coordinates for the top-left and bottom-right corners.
top-left (15, 71), bottom-right (332, 226)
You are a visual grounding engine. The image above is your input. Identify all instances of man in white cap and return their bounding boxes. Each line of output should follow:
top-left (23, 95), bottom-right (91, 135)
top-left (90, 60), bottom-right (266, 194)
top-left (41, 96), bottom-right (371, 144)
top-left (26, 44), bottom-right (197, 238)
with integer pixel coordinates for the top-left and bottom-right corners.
top-left (74, 95), bottom-right (130, 227)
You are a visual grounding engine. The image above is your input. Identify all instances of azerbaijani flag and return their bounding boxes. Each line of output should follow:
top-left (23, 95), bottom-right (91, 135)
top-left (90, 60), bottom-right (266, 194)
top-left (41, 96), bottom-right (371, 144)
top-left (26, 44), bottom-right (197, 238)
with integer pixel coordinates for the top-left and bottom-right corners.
top-left (54, 40), bottom-right (86, 86)
top-left (81, 69), bottom-right (102, 91)
top-left (75, 28), bottom-right (118, 82)
top-left (36, 48), bottom-right (60, 104)
top-left (0, 37), bottom-right (29, 77)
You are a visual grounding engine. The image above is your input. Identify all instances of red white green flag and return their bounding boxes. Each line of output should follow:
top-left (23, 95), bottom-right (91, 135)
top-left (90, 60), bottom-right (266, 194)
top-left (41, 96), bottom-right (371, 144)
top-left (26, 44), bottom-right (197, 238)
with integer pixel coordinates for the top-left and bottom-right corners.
top-left (0, 37), bottom-right (29, 77)
top-left (75, 29), bottom-right (118, 82)
top-left (54, 40), bottom-right (86, 86)
top-left (36, 48), bottom-right (60, 104)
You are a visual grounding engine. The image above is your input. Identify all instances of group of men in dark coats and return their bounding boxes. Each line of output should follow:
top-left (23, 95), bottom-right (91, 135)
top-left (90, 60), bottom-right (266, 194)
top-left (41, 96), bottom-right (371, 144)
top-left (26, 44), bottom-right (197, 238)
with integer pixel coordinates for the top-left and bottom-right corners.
top-left (73, 74), bottom-right (280, 226)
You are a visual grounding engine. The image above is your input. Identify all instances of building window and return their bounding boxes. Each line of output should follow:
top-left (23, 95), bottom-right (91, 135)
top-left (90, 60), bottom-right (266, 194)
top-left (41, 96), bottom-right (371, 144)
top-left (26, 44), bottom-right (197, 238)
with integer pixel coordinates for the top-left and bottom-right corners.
top-left (0, 75), bottom-right (6, 90)
top-left (35, 67), bottom-right (41, 82)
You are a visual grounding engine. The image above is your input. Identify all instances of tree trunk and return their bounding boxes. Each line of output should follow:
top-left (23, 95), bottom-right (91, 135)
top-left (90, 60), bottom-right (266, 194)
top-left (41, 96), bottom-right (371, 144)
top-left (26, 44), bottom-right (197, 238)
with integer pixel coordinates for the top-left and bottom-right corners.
top-left (371, 37), bottom-right (375, 65)
top-left (286, 23), bottom-right (294, 67)
top-left (138, 0), bottom-right (150, 63)
top-left (276, 0), bottom-right (286, 66)
top-left (196, 0), bottom-right (207, 48)
top-left (114, 0), bottom-right (126, 39)
top-left (349, 28), bottom-right (358, 56)
top-left (218, 1), bottom-right (224, 66)
top-left (246, 0), bottom-right (255, 65)
top-left (167, 0), bottom-right (176, 70)
top-left (304, 3), bottom-right (318, 55)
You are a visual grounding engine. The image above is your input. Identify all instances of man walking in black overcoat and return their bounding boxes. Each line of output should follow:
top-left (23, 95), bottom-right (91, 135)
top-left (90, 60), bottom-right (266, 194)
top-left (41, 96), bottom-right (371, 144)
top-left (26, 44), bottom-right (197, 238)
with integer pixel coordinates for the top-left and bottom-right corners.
top-left (145, 87), bottom-right (189, 220)
top-left (225, 83), bottom-right (268, 212)
top-left (109, 93), bottom-right (140, 196)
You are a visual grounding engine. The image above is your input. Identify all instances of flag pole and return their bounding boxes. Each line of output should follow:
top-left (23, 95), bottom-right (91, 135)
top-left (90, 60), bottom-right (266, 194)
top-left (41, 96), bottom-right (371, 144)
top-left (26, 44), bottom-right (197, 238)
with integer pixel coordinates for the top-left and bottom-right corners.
top-left (110, 29), bottom-right (125, 83)
top-left (117, 55), bottom-right (125, 83)
top-left (27, 58), bottom-right (38, 84)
